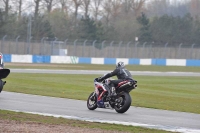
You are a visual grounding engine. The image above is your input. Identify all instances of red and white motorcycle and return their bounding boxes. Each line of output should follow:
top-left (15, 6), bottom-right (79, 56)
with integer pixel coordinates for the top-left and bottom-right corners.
top-left (87, 77), bottom-right (137, 113)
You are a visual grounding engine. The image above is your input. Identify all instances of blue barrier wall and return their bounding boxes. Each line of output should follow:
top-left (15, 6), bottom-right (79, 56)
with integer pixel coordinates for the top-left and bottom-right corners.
top-left (32, 55), bottom-right (51, 63)
top-left (129, 59), bottom-right (140, 65)
top-left (186, 60), bottom-right (200, 66)
top-left (104, 58), bottom-right (116, 65)
top-left (152, 59), bottom-right (166, 66)
top-left (2, 54), bottom-right (200, 67)
top-left (3, 54), bottom-right (11, 62)
top-left (78, 57), bottom-right (91, 64)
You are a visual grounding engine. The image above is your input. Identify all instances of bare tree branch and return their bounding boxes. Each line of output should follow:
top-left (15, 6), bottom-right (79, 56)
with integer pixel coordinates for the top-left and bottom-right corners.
top-left (59, 0), bottom-right (69, 12)
top-left (81, 0), bottom-right (90, 18)
top-left (91, 0), bottom-right (102, 20)
top-left (44, 0), bottom-right (57, 13)
top-left (129, 0), bottom-right (146, 17)
top-left (2, 0), bottom-right (10, 17)
top-left (34, 0), bottom-right (42, 18)
top-left (71, 0), bottom-right (82, 19)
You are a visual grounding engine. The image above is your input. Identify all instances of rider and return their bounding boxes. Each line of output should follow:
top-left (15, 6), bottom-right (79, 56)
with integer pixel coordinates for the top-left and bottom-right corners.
top-left (97, 61), bottom-right (133, 97)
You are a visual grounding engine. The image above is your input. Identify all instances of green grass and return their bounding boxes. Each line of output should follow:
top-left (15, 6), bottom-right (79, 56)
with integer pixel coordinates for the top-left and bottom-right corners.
top-left (5, 63), bottom-right (200, 72)
top-left (0, 110), bottom-right (172, 133)
top-left (4, 73), bottom-right (200, 114)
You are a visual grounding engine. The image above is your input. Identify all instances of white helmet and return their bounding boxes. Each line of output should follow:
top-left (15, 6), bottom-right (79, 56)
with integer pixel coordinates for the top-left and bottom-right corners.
top-left (116, 61), bottom-right (125, 68)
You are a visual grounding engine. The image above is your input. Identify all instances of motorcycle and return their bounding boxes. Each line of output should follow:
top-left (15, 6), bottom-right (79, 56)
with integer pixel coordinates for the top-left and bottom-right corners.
top-left (87, 77), bottom-right (137, 113)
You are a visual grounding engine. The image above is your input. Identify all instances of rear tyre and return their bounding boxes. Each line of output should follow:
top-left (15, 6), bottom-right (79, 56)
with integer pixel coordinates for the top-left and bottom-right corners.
top-left (87, 92), bottom-right (97, 110)
top-left (114, 92), bottom-right (131, 113)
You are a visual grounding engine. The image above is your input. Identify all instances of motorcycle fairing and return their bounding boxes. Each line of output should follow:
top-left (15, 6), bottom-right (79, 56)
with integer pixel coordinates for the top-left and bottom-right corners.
top-left (94, 81), bottom-right (107, 101)
top-left (116, 80), bottom-right (129, 88)
top-left (0, 69), bottom-right (10, 79)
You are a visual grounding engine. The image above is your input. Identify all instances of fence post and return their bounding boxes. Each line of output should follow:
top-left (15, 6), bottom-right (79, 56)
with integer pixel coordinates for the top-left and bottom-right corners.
top-left (109, 41), bottom-right (114, 58)
top-left (1, 35), bottom-right (7, 53)
top-left (178, 43), bottom-right (183, 58)
top-left (191, 43), bottom-right (196, 59)
top-left (15, 35), bottom-right (20, 54)
top-left (64, 39), bottom-right (68, 46)
top-left (148, 42), bottom-right (153, 58)
top-left (142, 42), bottom-right (147, 58)
top-left (134, 42), bottom-right (139, 58)
top-left (27, 36), bottom-right (32, 54)
top-left (43, 37), bottom-right (48, 55)
top-left (163, 43), bottom-right (168, 58)
top-left (118, 41), bottom-right (123, 57)
top-left (83, 40), bottom-right (87, 57)
top-left (126, 41), bottom-right (131, 58)
top-left (51, 37), bottom-right (58, 55)
top-left (92, 40), bottom-right (97, 57)
top-left (101, 40), bottom-right (106, 57)
top-left (40, 37), bottom-right (46, 55)
top-left (73, 39), bottom-right (78, 56)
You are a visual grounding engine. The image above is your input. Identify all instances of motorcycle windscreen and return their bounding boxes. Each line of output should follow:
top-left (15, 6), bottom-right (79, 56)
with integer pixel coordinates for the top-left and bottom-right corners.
top-left (0, 69), bottom-right (10, 79)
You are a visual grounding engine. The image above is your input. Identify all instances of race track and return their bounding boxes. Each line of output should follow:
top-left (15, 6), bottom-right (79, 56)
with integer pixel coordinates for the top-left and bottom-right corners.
top-left (1, 69), bottom-right (200, 133)
top-left (0, 91), bottom-right (200, 133)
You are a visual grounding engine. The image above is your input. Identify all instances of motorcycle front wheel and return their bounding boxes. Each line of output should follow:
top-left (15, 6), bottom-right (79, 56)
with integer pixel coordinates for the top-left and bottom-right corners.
top-left (87, 92), bottom-right (97, 110)
top-left (114, 92), bottom-right (132, 113)
top-left (0, 79), bottom-right (4, 93)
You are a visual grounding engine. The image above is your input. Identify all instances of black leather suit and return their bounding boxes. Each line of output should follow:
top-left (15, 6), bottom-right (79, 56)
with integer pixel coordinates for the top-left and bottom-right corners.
top-left (100, 67), bottom-right (133, 88)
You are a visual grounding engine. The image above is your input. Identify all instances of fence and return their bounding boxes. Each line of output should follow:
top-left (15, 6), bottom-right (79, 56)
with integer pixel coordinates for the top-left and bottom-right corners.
top-left (1, 36), bottom-right (200, 59)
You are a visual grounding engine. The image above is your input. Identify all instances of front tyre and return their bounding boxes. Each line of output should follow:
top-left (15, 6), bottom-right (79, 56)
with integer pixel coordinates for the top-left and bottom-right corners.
top-left (114, 92), bottom-right (131, 113)
top-left (0, 80), bottom-right (4, 93)
top-left (87, 92), bottom-right (97, 110)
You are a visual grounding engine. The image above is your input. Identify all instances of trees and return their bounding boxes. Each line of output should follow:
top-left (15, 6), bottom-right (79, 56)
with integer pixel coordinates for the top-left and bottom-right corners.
top-left (128, 0), bottom-right (146, 17)
top-left (189, 0), bottom-right (200, 18)
top-left (44, 0), bottom-right (57, 13)
top-left (71, 0), bottom-right (82, 20)
top-left (2, 0), bottom-right (10, 19)
top-left (47, 10), bottom-right (69, 40)
top-left (193, 18), bottom-right (200, 43)
top-left (150, 13), bottom-right (194, 44)
top-left (0, 9), bottom-right (6, 36)
top-left (59, 0), bottom-right (69, 12)
top-left (137, 12), bottom-right (151, 42)
top-left (78, 16), bottom-right (105, 41)
top-left (32, 15), bottom-right (54, 40)
top-left (15, 0), bottom-right (23, 19)
top-left (81, 0), bottom-right (90, 18)
top-left (0, 0), bottom-right (199, 45)
top-left (91, 0), bottom-right (102, 21)
top-left (34, 0), bottom-right (42, 18)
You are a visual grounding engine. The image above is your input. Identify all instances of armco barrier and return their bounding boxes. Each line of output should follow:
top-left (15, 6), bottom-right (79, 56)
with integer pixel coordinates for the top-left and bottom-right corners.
top-left (2, 54), bottom-right (200, 67)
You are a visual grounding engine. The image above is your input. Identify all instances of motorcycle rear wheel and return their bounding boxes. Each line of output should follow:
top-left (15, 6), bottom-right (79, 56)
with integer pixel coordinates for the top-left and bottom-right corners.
top-left (87, 92), bottom-right (97, 110)
top-left (114, 92), bottom-right (131, 113)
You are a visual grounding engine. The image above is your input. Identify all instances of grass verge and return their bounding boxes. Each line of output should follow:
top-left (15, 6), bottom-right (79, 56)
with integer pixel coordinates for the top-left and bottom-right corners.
top-left (5, 63), bottom-right (200, 72)
top-left (0, 110), bottom-right (172, 133)
top-left (3, 73), bottom-right (200, 114)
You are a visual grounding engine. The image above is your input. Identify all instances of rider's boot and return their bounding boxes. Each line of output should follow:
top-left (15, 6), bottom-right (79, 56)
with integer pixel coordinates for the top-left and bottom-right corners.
top-left (111, 87), bottom-right (117, 97)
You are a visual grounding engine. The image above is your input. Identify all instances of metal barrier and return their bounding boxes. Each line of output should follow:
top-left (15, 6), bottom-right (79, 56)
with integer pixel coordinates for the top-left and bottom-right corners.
top-left (0, 36), bottom-right (200, 59)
